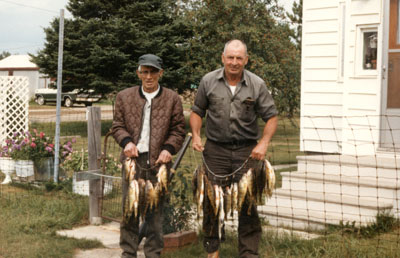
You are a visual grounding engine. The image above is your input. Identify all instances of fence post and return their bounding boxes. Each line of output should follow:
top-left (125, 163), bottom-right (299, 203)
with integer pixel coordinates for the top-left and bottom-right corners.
top-left (88, 107), bottom-right (102, 225)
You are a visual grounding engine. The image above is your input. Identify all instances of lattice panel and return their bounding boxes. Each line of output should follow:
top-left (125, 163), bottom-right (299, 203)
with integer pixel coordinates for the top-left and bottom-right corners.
top-left (0, 76), bottom-right (29, 145)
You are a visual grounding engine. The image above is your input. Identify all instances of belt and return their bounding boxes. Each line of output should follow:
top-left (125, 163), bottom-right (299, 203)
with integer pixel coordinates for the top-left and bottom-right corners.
top-left (208, 139), bottom-right (257, 147)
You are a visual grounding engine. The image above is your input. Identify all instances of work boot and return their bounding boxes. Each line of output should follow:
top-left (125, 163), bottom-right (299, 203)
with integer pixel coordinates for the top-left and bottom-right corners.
top-left (207, 250), bottom-right (219, 258)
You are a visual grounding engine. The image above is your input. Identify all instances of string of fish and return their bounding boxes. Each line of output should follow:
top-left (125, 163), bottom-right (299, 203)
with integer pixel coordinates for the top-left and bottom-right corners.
top-left (123, 158), bottom-right (168, 222)
top-left (193, 155), bottom-right (276, 240)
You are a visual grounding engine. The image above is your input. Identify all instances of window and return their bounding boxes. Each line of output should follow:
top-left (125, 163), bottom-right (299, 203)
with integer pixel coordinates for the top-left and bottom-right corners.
top-left (362, 31), bottom-right (378, 70)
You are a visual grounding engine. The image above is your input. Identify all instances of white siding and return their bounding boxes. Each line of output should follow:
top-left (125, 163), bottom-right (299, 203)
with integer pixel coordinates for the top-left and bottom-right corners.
top-left (300, 0), bottom-right (342, 153)
top-left (301, 0), bottom-right (385, 155)
top-left (341, 0), bottom-right (383, 155)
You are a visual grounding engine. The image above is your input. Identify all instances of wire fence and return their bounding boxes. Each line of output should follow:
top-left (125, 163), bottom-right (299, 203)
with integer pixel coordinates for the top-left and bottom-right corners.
top-left (1, 111), bottom-right (400, 256)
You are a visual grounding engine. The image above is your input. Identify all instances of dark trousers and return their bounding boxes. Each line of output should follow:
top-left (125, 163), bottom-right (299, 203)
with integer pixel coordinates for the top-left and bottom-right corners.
top-left (120, 153), bottom-right (164, 258)
top-left (202, 140), bottom-right (262, 258)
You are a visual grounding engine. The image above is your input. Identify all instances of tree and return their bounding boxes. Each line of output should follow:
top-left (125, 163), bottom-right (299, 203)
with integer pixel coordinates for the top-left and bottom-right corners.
top-left (184, 0), bottom-right (300, 117)
top-left (32, 0), bottom-right (190, 95)
top-left (0, 51), bottom-right (11, 60)
top-left (287, 0), bottom-right (302, 51)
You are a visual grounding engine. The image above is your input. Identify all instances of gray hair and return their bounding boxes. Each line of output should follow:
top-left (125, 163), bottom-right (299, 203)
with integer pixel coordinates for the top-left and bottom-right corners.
top-left (223, 39), bottom-right (248, 56)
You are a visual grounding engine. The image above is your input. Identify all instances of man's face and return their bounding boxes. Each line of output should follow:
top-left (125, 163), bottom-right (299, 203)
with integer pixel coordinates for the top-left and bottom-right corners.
top-left (221, 43), bottom-right (248, 78)
top-left (137, 65), bottom-right (163, 93)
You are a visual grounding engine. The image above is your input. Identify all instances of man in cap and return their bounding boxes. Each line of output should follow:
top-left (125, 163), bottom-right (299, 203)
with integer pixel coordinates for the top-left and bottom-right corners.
top-left (112, 54), bottom-right (186, 257)
top-left (190, 39), bottom-right (278, 257)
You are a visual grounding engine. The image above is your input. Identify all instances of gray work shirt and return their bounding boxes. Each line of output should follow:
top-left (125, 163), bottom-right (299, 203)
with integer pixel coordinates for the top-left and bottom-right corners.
top-left (191, 68), bottom-right (278, 143)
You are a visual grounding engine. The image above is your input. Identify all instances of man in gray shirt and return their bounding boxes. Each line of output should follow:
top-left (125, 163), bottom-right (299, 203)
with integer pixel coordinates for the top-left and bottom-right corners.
top-left (190, 39), bottom-right (278, 258)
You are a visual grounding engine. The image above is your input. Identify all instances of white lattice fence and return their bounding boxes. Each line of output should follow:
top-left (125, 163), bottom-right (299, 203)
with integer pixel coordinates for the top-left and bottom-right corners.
top-left (0, 76), bottom-right (29, 145)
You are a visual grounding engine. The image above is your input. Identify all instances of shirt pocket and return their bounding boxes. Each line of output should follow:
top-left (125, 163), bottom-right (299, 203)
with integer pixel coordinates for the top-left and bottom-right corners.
top-left (239, 98), bottom-right (256, 123)
top-left (208, 97), bottom-right (225, 117)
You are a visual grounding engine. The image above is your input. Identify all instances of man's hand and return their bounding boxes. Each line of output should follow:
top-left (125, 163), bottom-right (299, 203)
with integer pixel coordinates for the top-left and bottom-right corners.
top-left (192, 135), bottom-right (204, 152)
top-left (251, 141), bottom-right (268, 160)
top-left (124, 142), bottom-right (139, 158)
top-left (156, 150), bottom-right (172, 164)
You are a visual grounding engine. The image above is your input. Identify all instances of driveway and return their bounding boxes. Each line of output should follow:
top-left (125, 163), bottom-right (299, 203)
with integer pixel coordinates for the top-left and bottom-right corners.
top-left (29, 105), bottom-right (114, 122)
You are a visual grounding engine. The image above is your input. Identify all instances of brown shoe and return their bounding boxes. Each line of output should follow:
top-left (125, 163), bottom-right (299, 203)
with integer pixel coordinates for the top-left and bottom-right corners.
top-left (207, 250), bottom-right (219, 258)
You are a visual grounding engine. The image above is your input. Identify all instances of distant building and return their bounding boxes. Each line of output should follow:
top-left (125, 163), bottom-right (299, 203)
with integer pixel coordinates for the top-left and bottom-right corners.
top-left (0, 55), bottom-right (50, 99)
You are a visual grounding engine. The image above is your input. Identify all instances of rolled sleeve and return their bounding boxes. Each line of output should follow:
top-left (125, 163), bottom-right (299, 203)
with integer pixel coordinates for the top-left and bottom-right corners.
top-left (256, 82), bottom-right (278, 122)
top-left (191, 79), bottom-right (208, 118)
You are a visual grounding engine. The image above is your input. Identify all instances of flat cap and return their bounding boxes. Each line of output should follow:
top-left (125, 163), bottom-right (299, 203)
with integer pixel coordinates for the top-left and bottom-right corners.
top-left (138, 54), bottom-right (163, 70)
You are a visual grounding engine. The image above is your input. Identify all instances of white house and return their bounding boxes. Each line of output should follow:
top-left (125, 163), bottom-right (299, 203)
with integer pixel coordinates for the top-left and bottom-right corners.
top-left (300, 0), bottom-right (400, 155)
top-left (258, 0), bottom-right (400, 230)
top-left (0, 55), bottom-right (50, 99)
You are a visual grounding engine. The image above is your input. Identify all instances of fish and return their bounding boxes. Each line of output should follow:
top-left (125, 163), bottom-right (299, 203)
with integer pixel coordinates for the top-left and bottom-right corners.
top-left (196, 167), bottom-right (205, 219)
top-left (192, 166), bottom-right (199, 201)
top-left (145, 180), bottom-right (159, 212)
top-left (223, 186), bottom-right (231, 220)
top-left (124, 158), bottom-right (136, 182)
top-left (128, 179), bottom-right (139, 219)
top-left (238, 169), bottom-right (250, 213)
top-left (255, 160), bottom-right (265, 204)
top-left (264, 159), bottom-right (275, 198)
top-left (245, 168), bottom-right (255, 215)
top-left (230, 183), bottom-right (238, 218)
top-left (157, 164), bottom-right (168, 193)
top-left (205, 176), bottom-right (216, 217)
top-left (218, 186), bottom-right (224, 240)
top-left (214, 184), bottom-right (220, 216)
top-left (138, 179), bottom-right (146, 218)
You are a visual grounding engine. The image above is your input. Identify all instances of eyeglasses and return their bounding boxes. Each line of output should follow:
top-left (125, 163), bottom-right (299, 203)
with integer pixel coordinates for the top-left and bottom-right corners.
top-left (139, 70), bottom-right (160, 76)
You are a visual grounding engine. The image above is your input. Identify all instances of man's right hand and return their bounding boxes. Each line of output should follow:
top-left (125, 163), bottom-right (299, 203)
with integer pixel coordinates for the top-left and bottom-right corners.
top-left (124, 142), bottom-right (139, 158)
top-left (192, 135), bottom-right (204, 152)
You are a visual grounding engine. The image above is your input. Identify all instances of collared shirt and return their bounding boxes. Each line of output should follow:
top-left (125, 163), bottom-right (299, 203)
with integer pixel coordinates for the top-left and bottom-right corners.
top-left (191, 68), bottom-right (278, 143)
top-left (137, 86), bottom-right (160, 153)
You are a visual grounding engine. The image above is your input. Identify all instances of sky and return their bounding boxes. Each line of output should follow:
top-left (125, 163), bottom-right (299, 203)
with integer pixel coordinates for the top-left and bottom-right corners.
top-left (0, 0), bottom-right (295, 56)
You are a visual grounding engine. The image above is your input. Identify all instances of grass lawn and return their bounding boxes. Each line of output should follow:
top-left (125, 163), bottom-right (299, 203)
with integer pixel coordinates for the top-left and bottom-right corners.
top-left (2, 114), bottom-right (400, 257)
top-left (0, 184), bottom-right (102, 258)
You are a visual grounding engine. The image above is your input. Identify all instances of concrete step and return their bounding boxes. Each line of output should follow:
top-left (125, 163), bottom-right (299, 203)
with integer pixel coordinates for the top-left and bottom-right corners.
top-left (281, 171), bottom-right (400, 200)
top-left (263, 189), bottom-right (392, 219)
top-left (297, 155), bottom-right (400, 179)
top-left (258, 204), bottom-right (381, 231)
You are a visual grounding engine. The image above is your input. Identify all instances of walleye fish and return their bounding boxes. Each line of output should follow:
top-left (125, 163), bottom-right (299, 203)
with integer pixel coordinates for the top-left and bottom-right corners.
top-left (218, 186), bottom-right (224, 240)
top-left (214, 184), bottom-right (220, 216)
top-left (157, 164), bottom-right (168, 193)
top-left (145, 180), bottom-right (159, 212)
top-left (192, 166), bottom-right (199, 201)
top-left (223, 186), bottom-right (231, 220)
top-left (205, 176), bottom-right (217, 217)
top-left (245, 169), bottom-right (255, 215)
top-left (238, 169), bottom-right (250, 212)
top-left (128, 179), bottom-right (139, 219)
top-left (125, 158), bottom-right (136, 181)
top-left (138, 179), bottom-right (146, 218)
top-left (196, 167), bottom-right (205, 219)
top-left (230, 183), bottom-right (238, 218)
top-left (264, 159), bottom-right (275, 198)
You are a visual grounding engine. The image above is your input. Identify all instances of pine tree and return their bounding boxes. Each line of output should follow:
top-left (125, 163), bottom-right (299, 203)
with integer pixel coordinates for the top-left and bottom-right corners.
top-left (32, 0), bottom-right (190, 94)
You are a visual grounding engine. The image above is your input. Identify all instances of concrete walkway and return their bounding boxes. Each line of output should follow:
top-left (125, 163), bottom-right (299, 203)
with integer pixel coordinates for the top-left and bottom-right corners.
top-left (57, 222), bottom-right (145, 258)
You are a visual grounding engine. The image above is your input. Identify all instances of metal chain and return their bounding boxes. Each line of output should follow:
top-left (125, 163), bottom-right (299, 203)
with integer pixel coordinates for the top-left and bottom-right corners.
top-left (201, 152), bottom-right (251, 178)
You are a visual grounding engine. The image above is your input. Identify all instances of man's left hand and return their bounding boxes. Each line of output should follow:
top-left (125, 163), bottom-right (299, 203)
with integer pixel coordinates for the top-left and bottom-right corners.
top-left (156, 150), bottom-right (172, 164)
top-left (251, 142), bottom-right (268, 160)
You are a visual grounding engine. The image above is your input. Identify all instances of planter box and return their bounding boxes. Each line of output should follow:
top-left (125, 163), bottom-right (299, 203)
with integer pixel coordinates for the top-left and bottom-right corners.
top-left (15, 160), bottom-right (35, 181)
top-left (72, 173), bottom-right (113, 196)
top-left (0, 157), bottom-right (15, 184)
top-left (163, 231), bottom-right (197, 252)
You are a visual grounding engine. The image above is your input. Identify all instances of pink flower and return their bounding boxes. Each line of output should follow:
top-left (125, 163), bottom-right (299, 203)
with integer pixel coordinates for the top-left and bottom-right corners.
top-left (40, 132), bottom-right (45, 139)
top-left (30, 142), bottom-right (36, 148)
top-left (32, 137), bottom-right (36, 142)
top-left (49, 144), bottom-right (54, 148)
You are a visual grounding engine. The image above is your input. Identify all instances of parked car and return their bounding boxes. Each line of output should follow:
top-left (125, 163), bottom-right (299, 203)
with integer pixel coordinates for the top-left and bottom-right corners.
top-left (34, 88), bottom-right (102, 107)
